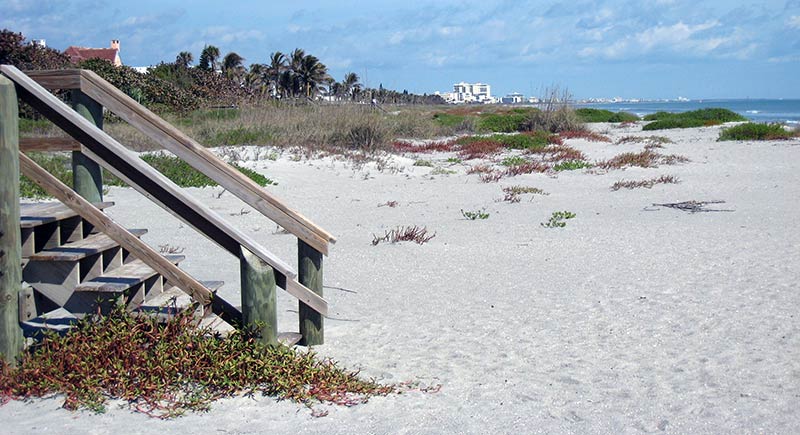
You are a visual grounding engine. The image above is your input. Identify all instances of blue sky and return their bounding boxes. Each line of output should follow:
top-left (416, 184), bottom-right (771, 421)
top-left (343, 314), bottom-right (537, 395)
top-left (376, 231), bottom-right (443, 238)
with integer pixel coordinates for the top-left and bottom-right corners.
top-left (3, 0), bottom-right (799, 99)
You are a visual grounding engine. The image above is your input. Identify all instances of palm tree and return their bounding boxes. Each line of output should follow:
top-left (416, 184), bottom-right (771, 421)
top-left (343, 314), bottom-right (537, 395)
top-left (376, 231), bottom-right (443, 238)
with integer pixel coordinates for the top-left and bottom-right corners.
top-left (266, 51), bottom-right (286, 97)
top-left (297, 54), bottom-right (328, 99)
top-left (246, 63), bottom-right (267, 95)
top-left (222, 52), bottom-right (246, 81)
top-left (199, 45), bottom-right (220, 72)
top-left (341, 72), bottom-right (361, 101)
top-left (175, 51), bottom-right (193, 68)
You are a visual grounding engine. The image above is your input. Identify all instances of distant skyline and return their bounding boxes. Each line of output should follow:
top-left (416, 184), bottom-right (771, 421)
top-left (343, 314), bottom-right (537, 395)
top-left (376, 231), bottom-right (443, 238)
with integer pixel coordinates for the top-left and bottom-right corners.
top-left (2, 0), bottom-right (798, 99)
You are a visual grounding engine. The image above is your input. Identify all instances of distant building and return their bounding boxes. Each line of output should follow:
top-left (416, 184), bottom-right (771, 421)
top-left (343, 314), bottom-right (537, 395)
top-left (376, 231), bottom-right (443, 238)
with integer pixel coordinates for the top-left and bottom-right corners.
top-left (501, 92), bottom-right (524, 104)
top-left (30, 39), bottom-right (46, 48)
top-left (65, 39), bottom-right (122, 66)
top-left (448, 82), bottom-right (493, 104)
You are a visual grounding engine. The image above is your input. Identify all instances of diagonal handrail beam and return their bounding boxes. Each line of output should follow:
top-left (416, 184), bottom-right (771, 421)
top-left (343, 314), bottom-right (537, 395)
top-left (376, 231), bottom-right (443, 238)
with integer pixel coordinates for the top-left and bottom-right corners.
top-left (1, 65), bottom-right (328, 316)
top-left (25, 69), bottom-right (335, 256)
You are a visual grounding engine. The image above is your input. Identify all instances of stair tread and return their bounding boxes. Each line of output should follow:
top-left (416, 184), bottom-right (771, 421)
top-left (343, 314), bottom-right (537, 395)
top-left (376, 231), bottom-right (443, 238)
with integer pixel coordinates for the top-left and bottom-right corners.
top-left (20, 201), bottom-right (114, 228)
top-left (74, 255), bottom-right (185, 293)
top-left (28, 229), bottom-right (147, 261)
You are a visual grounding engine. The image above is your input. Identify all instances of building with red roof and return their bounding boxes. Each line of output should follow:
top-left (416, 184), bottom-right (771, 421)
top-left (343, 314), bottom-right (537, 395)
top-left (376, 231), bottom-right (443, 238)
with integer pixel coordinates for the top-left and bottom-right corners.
top-left (64, 40), bottom-right (122, 66)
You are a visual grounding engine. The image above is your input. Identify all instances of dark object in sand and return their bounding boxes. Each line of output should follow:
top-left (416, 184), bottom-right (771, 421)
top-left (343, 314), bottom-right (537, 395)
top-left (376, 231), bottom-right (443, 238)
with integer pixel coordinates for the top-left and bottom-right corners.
top-left (649, 200), bottom-right (734, 213)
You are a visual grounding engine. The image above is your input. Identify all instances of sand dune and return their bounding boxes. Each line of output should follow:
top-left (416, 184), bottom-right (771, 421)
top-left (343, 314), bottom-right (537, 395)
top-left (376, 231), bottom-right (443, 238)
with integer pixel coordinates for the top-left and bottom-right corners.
top-left (3, 123), bottom-right (799, 434)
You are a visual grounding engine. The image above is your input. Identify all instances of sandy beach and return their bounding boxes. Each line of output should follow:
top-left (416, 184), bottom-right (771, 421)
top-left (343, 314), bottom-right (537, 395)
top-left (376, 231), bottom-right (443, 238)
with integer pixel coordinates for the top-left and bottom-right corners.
top-left (2, 123), bottom-right (799, 434)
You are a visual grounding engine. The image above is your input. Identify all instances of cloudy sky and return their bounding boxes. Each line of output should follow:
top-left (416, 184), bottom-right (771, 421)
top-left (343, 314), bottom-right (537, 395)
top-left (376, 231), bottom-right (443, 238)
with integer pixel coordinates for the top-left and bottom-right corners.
top-left (3, 0), bottom-right (798, 99)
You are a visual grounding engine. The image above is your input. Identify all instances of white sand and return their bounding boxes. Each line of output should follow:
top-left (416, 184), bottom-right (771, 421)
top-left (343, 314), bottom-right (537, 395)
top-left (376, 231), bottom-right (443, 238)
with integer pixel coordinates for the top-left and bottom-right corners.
top-left (3, 124), bottom-right (799, 434)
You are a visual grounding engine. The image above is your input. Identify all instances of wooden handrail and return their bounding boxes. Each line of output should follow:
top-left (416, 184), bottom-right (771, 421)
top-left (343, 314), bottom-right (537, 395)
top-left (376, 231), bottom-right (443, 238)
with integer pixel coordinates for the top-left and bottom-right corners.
top-left (1, 65), bottom-right (328, 316)
top-left (18, 152), bottom-right (214, 305)
top-left (19, 137), bottom-right (81, 152)
top-left (26, 69), bottom-right (336, 256)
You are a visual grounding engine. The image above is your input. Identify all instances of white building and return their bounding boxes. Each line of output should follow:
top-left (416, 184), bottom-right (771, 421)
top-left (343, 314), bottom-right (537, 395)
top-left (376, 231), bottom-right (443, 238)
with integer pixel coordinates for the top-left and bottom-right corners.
top-left (449, 82), bottom-right (493, 104)
top-left (501, 92), bottom-right (524, 104)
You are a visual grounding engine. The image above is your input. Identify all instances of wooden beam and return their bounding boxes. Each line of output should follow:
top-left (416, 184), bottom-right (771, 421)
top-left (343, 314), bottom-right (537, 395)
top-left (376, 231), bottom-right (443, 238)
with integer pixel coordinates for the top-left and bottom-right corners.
top-left (0, 76), bottom-right (25, 365)
top-left (70, 89), bottom-right (103, 203)
top-left (18, 152), bottom-right (213, 305)
top-left (77, 70), bottom-right (336, 255)
top-left (1, 65), bottom-right (328, 316)
top-left (240, 247), bottom-right (277, 346)
top-left (24, 69), bottom-right (82, 90)
top-left (298, 239), bottom-right (323, 346)
top-left (19, 137), bottom-right (81, 152)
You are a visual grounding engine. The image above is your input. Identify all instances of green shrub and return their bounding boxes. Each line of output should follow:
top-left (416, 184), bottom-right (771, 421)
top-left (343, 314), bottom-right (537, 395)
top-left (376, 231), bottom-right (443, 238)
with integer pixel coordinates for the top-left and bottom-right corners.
top-left (476, 113), bottom-right (528, 132)
top-left (456, 133), bottom-right (552, 150)
top-left (432, 113), bottom-right (467, 128)
top-left (501, 156), bottom-right (529, 166)
top-left (643, 108), bottom-right (746, 130)
top-left (575, 108), bottom-right (639, 123)
top-left (141, 154), bottom-right (274, 187)
top-left (718, 123), bottom-right (796, 141)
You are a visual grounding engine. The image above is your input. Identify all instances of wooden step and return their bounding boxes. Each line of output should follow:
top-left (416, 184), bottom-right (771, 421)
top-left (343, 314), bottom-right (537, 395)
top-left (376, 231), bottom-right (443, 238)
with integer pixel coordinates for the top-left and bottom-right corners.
top-left (135, 280), bottom-right (224, 321)
top-left (28, 229), bottom-right (147, 262)
top-left (74, 255), bottom-right (184, 293)
top-left (20, 201), bottom-right (114, 228)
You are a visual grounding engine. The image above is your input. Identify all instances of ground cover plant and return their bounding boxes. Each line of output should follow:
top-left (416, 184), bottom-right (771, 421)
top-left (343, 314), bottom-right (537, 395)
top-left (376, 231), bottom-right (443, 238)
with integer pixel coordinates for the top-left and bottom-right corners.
top-left (553, 160), bottom-right (592, 171)
top-left (372, 225), bottom-right (436, 245)
top-left (0, 308), bottom-right (394, 418)
top-left (502, 185), bottom-right (547, 203)
top-left (610, 175), bottom-right (680, 191)
top-left (541, 211), bottom-right (576, 228)
top-left (643, 108), bottom-right (746, 131)
top-left (461, 208), bottom-right (490, 220)
top-left (718, 123), bottom-right (798, 141)
top-left (575, 108), bottom-right (639, 123)
top-left (595, 150), bottom-right (689, 170)
top-left (559, 130), bottom-right (612, 142)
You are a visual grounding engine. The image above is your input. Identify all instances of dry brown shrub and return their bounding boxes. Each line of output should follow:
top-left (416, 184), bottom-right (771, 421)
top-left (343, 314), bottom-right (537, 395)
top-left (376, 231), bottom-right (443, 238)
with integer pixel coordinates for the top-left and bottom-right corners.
top-left (505, 162), bottom-right (550, 176)
top-left (595, 150), bottom-right (689, 170)
top-left (392, 139), bottom-right (458, 153)
top-left (466, 164), bottom-right (494, 174)
top-left (610, 175), bottom-right (680, 191)
top-left (559, 130), bottom-right (612, 142)
top-left (479, 171), bottom-right (504, 183)
top-left (459, 140), bottom-right (504, 160)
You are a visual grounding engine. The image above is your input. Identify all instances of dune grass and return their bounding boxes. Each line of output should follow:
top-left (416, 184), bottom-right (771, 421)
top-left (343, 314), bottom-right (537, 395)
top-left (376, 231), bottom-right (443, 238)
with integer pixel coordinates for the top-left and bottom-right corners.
top-left (575, 108), bottom-right (639, 123)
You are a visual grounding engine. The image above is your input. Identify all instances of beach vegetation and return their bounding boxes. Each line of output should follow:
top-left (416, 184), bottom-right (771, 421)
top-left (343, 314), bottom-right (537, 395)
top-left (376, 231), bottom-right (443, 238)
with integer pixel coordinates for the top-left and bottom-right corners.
top-left (501, 156), bottom-right (529, 166)
top-left (461, 208), bottom-right (490, 220)
top-left (446, 157), bottom-right (462, 164)
top-left (718, 123), bottom-right (797, 141)
top-left (610, 175), bottom-right (680, 191)
top-left (559, 130), bottom-right (612, 142)
top-left (541, 211), bottom-right (576, 228)
top-left (575, 108), bottom-right (639, 123)
top-left (0, 307), bottom-right (394, 417)
top-left (504, 161), bottom-right (550, 176)
top-left (371, 225), bottom-right (436, 245)
top-left (595, 150), bottom-right (689, 170)
top-left (643, 108), bottom-right (746, 131)
top-left (502, 185), bottom-right (547, 203)
top-left (553, 160), bottom-right (592, 171)
top-left (479, 171), bottom-right (504, 183)
top-left (413, 159), bottom-right (434, 167)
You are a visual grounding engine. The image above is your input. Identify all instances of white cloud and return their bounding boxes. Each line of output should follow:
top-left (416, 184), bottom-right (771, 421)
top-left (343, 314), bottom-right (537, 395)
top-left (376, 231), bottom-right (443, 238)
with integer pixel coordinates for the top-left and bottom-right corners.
top-left (788, 15), bottom-right (800, 29)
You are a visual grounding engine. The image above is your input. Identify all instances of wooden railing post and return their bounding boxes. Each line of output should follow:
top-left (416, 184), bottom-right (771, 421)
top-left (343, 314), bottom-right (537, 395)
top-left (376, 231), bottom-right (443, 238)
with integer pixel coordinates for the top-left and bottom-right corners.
top-left (240, 247), bottom-right (277, 346)
top-left (298, 240), bottom-right (323, 345)
top-left (69, 89), bottom-right (103, 203)
top-left (0, 75), bottom-right (24, 365)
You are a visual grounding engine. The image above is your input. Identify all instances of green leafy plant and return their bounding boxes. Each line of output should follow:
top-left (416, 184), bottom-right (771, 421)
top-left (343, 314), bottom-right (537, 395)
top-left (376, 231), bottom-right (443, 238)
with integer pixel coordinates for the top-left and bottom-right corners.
top-left (0, 307), bottom-right (395, 417)
top-left (446, 157), bottom-right (462, 164)
top-left (501, 156), bottom-right (529, 166)
top-left (541, 210), bottom-right (576, 228)
top-left (643, 108), bottom-right (746, 131)
top-left (553, 160), bottom-right (592, 171)
top-left (575, 108), bottom-right (639, 123)
top-left (718, 123), bottom-right (797, 141)
top-left (413, 159), bottom-right (434, 167)
top-left (461, 208), bottom-right (490, 220)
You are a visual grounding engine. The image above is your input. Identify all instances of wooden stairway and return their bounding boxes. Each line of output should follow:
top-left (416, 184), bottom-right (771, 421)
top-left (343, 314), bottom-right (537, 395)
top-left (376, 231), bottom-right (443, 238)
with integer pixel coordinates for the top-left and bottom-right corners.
top-left (18, 201), bottom-right (249, 339)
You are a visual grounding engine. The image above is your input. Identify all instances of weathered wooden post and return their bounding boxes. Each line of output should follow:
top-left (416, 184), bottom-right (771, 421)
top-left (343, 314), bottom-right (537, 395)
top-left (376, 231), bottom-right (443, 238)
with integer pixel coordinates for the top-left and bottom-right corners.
top-left (298, 240), bottom-right (323, 345)
top-left (69, 89), bottom-right (103, 202)
top-left (240, 247), bottom-right (277, 346)
top-left (0, 75), bottom-right (24, 365)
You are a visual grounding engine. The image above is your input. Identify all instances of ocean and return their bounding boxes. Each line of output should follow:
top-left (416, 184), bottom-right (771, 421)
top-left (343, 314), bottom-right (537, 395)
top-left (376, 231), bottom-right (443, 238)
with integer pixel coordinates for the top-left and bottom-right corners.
top-left (577, 99), bottom-right (800, 125)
